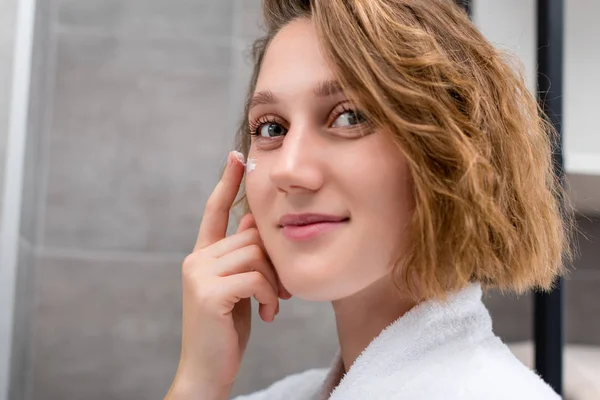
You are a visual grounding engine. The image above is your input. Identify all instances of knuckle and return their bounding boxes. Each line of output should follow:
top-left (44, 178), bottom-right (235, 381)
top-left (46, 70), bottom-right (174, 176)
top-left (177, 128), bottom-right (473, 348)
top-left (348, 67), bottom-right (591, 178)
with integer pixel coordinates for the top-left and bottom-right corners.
top-left (248, 271), bottom-right (275, 297)
top-left (181, 253), bottom-right (198, 274)
top-left (246, 228), bottom-right (260, 242)
top-left (187, 277), bottom-right (221, 307)
top-left (247, 270), bottom-right (265, 286)
top-left (194, 286), bottom-right (217, 308)
top-left (181, 252), bottom-right (209, 279)
top-left (247, 244), bottom-right (264, 260)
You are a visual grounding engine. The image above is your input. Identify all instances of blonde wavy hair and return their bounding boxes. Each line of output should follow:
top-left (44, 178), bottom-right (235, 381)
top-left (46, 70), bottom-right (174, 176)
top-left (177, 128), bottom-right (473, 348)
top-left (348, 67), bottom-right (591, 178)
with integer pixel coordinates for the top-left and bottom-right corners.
top-left (231, 0), bottom-right (577, 301)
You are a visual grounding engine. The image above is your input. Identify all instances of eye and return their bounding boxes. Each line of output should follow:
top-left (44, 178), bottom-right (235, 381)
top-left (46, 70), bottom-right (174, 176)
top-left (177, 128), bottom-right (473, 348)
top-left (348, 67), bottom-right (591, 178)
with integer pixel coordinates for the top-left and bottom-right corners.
top-left (257, 122), bottom-right (287, 138)
top-left (331, 109), bottom-right (367, 128)
top-left (249, 116), bottom-right (288, 138)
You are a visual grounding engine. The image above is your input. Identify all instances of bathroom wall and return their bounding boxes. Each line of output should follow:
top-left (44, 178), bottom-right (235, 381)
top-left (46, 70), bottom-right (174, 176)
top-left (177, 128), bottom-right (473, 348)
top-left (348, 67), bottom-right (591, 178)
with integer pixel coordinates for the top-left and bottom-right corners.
top-left (16, 1), bottom-right (335, 398)
top-left (0, 2), bottom-right (19, 397)
top-left (1, 0), bottom-right (598, 399)
top-left (0, 0), bottom-right (17, 189)
top-left (1, 0), bottom-right (40, 399)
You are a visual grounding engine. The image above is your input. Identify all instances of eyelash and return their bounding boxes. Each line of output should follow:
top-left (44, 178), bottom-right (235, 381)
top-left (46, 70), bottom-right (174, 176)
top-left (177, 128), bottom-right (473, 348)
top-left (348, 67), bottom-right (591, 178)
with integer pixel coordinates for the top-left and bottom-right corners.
top-left (248, 115), bottom-right (285, 137)
top-left (247, 104), bottom-right (366, 137)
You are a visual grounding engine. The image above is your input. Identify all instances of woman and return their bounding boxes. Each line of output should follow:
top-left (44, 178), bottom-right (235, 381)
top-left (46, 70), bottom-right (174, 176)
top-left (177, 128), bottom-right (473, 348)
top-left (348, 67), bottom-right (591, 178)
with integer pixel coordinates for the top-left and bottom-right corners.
top-left (166, 0), bottom-right (576, 399)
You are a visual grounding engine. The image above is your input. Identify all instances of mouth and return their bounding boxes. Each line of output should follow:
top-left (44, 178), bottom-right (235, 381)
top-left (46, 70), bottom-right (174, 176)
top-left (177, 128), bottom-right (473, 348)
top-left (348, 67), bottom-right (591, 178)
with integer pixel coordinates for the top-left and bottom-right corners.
top-left (278, 213), bottom-right (350, 241)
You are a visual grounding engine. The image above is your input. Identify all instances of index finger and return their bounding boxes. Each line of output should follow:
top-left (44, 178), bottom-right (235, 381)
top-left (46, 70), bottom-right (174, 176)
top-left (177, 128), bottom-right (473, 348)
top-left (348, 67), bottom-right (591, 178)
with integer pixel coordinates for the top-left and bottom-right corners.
top-left (194, 151), bottom-right (245, 251)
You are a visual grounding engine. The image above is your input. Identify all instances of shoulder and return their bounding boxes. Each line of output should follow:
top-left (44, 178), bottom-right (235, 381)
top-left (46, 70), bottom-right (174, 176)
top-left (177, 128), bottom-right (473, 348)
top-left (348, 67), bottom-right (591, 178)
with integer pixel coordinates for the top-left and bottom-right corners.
top-left (400, 337), bottom-right (560, 399)
top-left (337, 337), bottom-right (560, 400)
top-left (232, 368), bottom-right (328, 400)
top-left (442, 341), bottom-right (560, 399)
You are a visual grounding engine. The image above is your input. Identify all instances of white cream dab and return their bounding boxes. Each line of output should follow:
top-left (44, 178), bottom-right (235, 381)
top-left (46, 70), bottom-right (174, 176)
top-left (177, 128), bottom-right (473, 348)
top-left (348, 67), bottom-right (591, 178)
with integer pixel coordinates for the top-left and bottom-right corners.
top-left (246, 157), bottom-right (257, 173)
top-left (231, 151), bottom-right (256, 173)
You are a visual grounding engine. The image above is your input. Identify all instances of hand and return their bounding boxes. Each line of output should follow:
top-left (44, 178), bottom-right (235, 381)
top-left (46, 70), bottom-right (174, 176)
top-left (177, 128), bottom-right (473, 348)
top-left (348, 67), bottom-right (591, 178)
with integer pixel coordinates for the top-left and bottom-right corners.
top-left (165, 151), bottom-right (291, 399)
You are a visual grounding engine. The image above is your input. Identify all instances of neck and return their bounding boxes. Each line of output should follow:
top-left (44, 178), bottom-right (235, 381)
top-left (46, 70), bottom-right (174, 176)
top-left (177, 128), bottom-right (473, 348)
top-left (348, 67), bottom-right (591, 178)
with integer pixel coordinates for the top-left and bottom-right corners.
top-left (331, 276), bottom-right (418, 373)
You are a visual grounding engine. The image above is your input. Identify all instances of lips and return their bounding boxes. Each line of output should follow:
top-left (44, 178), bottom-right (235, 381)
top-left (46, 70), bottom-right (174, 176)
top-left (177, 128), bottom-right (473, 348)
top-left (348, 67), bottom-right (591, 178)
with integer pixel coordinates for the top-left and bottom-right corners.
top-left (278, 213), bottom-right (350, 241)
top-left (278, 213), bottom-right (349, 227)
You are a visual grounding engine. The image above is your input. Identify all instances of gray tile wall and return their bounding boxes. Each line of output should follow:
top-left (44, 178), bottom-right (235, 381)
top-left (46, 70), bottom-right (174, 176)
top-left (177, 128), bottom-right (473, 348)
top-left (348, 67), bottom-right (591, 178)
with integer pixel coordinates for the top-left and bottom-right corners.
top-left (9, 241), bottom-right (36, 400)
top-left (31, 255), bottom-right (183, 400)
top-left (3, 0), bottom-right (51, 399)
top-left (9, 2), bottom-right (55, 399)
top-left (14, 0), bottom-right (600, 399)
top-left (0, 0), bottom-right (17, 200)
top-left (26, 0), bottom-right (337, 398)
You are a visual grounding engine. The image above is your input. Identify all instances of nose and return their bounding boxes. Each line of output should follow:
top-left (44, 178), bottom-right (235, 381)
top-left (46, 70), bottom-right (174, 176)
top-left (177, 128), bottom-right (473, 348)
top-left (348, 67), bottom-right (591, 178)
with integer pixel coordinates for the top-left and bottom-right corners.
top-left (269, 126), bottom-right (325, 194)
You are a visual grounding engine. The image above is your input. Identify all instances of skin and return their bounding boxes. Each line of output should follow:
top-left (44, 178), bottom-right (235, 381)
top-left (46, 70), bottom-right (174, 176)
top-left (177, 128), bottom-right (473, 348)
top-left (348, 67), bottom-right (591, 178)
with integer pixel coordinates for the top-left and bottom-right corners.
top-left (166, 18), bottom-right (417, 400)
top-left (245, 18), bottom-right (417, 377)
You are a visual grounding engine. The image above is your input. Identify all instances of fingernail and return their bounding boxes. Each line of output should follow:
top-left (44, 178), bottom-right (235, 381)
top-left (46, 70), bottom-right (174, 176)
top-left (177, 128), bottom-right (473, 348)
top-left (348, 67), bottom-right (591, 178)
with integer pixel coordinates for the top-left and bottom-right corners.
top-left (227, 152), bottom-right (234, 167)
top-left (232, 150), bottom-right (246, 166)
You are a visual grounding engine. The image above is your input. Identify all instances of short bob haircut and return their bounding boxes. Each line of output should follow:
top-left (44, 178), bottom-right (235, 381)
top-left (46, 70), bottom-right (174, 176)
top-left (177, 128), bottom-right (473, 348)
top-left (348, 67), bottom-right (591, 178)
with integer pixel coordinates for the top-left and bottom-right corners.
top-left (232, 0), bottom-right (577, 301)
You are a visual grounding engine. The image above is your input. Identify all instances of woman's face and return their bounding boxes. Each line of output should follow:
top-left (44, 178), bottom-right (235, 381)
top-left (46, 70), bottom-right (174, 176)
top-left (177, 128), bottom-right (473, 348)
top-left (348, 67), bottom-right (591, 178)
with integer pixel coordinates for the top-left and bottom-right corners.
top-left (245, 19), bottom-right (414, 301)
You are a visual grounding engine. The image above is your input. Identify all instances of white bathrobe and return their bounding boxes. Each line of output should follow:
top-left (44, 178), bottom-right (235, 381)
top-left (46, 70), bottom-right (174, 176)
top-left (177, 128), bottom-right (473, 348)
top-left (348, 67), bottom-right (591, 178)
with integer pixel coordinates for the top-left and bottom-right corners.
top-left (234, 283), bottom-right (560, 399)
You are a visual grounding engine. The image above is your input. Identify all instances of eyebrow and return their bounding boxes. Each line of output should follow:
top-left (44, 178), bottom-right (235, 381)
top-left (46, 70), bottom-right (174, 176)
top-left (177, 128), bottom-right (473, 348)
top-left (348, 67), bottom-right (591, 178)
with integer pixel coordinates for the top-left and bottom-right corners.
top-left (248, 79), bottom-right (345, 111)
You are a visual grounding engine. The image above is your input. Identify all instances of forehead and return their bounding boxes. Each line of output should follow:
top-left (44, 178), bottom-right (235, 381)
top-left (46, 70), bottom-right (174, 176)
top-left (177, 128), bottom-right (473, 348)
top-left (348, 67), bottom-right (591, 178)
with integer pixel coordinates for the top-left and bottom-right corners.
top-left (255, 19), bottom-right (334, 95)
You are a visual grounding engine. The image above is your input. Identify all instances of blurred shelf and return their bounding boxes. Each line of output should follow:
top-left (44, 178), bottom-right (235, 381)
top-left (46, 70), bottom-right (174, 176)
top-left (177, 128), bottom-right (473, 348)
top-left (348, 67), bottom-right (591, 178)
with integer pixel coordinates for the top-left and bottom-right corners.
top-left (566, 151), bottom-right (600, 216)
top-left (509, 341), bottom-right (600, 400)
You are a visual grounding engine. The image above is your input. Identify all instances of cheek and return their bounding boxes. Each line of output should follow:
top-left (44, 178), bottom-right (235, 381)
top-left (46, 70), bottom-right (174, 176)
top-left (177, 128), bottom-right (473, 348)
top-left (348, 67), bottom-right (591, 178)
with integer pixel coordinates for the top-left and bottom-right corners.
top-left (243, 163), bottom-right (270, 214)
top-left (360, 150), bottom-right (414, 257)
top-left (350, 142), bottom-right (413, 214)
top-left (375, 161), bottom-right (414, 230)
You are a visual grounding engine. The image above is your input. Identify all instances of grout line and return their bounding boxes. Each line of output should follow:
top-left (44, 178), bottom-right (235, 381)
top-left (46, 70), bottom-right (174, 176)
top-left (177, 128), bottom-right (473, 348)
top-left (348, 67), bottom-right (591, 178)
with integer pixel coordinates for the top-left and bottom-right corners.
top-left (54, 24), bottom-right (236, 47)
top-left (36, 245), bottom-right (188, 264)
top-left (27, 246), bottom-right (600, 273)
top-left (33, 0), bottom-right (60, 249)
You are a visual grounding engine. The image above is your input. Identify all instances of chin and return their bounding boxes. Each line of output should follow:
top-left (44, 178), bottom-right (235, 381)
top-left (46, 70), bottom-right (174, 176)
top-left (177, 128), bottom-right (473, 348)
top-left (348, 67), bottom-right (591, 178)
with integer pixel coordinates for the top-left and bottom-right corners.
top-left (286, 284), bottom-right (345, 302)
top-left (275, 260), bottom-right (364, 302)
